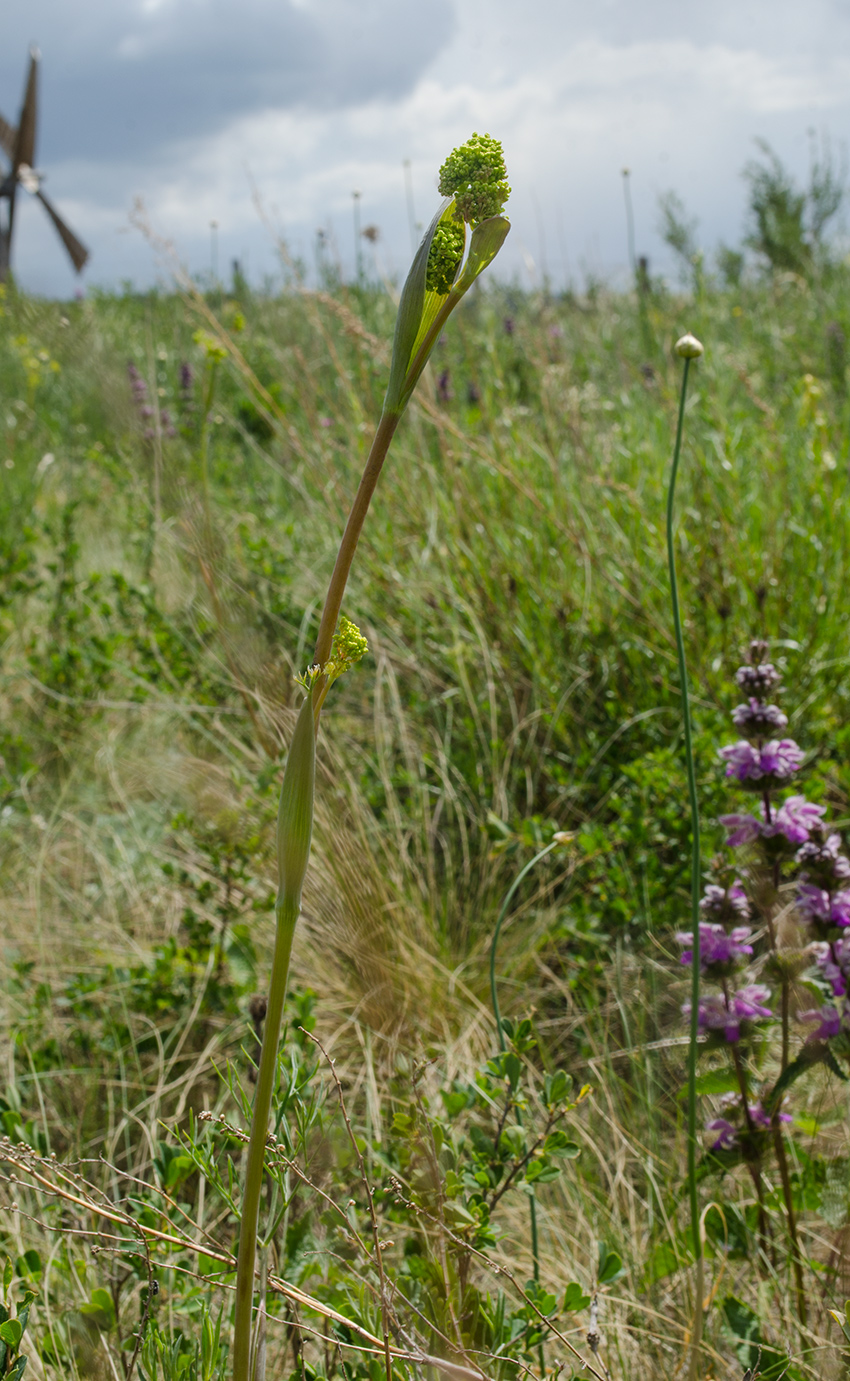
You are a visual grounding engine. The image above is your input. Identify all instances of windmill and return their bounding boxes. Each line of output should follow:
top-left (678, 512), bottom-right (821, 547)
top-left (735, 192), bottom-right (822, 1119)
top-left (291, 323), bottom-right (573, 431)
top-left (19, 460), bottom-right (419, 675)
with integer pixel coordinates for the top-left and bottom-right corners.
top-left (0, 48), bottom-right (89, 283)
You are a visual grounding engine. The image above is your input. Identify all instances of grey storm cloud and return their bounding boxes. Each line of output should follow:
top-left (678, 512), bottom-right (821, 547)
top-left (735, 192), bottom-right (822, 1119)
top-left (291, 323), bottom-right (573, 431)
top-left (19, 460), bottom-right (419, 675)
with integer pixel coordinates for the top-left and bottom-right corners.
top-left (1, 0), bottom-right (456, 163)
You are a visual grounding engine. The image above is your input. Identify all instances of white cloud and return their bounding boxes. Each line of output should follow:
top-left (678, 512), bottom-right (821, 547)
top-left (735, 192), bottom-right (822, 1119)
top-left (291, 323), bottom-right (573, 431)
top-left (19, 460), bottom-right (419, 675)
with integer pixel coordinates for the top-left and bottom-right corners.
top-left (7, 0), bottom-right (850, 294)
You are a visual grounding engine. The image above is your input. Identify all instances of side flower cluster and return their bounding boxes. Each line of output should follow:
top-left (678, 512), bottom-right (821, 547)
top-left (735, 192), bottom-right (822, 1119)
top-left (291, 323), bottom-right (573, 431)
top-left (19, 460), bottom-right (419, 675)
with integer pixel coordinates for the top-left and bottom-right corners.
top-left (679, 640), bottom-right (850, 1152)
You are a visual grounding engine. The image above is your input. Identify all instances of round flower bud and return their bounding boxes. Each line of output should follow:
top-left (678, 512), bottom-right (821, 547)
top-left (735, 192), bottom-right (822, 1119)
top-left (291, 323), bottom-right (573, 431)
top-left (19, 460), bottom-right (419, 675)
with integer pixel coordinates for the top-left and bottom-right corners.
top-left (674, 333), bottom-right (704, 359)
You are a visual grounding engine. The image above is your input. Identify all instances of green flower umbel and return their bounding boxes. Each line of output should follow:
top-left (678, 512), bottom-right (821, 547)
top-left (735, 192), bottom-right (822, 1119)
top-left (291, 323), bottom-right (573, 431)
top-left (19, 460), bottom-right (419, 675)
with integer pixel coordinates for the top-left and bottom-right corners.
top-left (384, 133), bottom-right (511, 416)
top-left (438, 132), bottom-right (511, 225)
top-left (426, 219), bottom-right (466, 294)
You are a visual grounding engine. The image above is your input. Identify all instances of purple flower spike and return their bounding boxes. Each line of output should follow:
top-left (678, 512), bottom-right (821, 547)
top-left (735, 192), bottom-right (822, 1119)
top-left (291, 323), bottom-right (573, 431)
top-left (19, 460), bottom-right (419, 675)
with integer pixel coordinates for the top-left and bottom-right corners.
top-left (735, 662), bottom-right (782, 696)
top-left (799, 1004), bottom-right (843, 1042)
top-left (831, 890), bottom-right (850, 927)
top-left (732, 699), bottom-right (788, 733)
top-left (706, 1117), bottom-right (738, 1150)
top-left (676, 922), bottom-right (753, 970)
top-left (731, 984), bottom-right (773, 1022)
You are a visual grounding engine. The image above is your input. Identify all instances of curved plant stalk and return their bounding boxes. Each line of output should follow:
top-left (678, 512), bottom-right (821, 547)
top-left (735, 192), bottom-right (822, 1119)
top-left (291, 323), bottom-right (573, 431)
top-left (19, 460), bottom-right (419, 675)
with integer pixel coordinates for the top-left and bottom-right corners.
top-left (666, 333), bottom-right (704, 1381)
top-left (232, 137), bottom-right (511, 1381)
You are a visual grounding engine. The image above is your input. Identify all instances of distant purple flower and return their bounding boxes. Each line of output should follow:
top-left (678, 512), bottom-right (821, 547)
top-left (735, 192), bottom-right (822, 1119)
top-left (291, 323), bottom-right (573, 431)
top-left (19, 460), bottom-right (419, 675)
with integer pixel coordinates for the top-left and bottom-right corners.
top-left (549, 325), bottom-right (564, 339)
top-left (467, 382), bottom-right (481, 405)
top-left (797, 884), bottom-right (850, 927)
top-left (437, 369), bottom-right (453, 403)
top-left (797, 832), bottom-right (850, 881)
top-left (700, 880), bottom-right (751, 921)
top-left (799, 1005), bottom-right (843, 1042)
top-left (720, 812), bottom-right (762, 846)
top-left (707, 1117), bottom-right (737, 1150)
top-left (749, 1101), bottom-right (792, 1128)
top-left (732, 699), bottom-right (788, 733)
top-left (813, 938), bottom-right (850, 995)
top-left (503, 317), bottom-right (515, 335)
top-left (735, 662), bottom-right (781, 696)
top-left (319, 416), bottom-right (333, 428)
top-left (179, 361), bottom-right (194, 392)
top-left (719, 739), bottom-right (803, 783)
top-left (676, 922), bottom-right (753, 970)
top-left (796, 883), bottom-right (831, 922)
top-left (685, 984), bottom-right (771, 1042)
top-left (161, 408), bottom-right (177, 438)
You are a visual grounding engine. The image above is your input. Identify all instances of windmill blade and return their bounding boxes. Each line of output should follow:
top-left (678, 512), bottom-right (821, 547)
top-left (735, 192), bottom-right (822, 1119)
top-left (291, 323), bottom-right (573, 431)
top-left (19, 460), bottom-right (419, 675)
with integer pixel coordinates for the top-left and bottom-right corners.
top-left (0, 113), bottom-right (15, 162)
top-left (14, 49), bottom-right (38, 171)
top-left (36, 188), bottom-right (88, 273)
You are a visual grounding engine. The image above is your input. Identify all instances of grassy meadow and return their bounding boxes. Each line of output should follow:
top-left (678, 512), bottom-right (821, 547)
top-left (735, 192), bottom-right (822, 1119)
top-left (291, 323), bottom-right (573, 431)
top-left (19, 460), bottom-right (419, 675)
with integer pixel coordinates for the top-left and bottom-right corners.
top-left (3, 231), bottom-right (850, 1380)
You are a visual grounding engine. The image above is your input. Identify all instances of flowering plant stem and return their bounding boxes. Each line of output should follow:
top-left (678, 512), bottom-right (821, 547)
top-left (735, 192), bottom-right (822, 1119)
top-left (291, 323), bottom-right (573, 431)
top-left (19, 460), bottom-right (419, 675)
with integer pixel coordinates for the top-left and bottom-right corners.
top-left (231, 409), bottom-right (401, 1381)
top-left (666, 352), bottom-right (703, 1380)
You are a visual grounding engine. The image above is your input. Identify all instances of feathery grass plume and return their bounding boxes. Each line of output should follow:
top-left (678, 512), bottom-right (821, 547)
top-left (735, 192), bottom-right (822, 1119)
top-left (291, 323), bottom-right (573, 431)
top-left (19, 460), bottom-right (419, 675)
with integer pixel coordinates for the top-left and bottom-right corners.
top-left (233, 135), bottom-right (510, 1381)
top-left (667, 330), bottom-right (704, 1381)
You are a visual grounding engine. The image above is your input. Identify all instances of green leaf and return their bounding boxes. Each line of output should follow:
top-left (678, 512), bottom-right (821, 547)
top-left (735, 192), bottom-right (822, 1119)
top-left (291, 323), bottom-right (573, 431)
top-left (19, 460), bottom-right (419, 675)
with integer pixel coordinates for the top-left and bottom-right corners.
top-left (563, 1282), bottom-right (591, 1312)
top-left (80, 1287), bottom-right (116, 1332)
top-left (3, 1257), bottom-right (12, 1292)
top-left (383, 200), bottom-right (455, 415)
top-left (6, 1356), bottom-right (27, 1381)
top-left (677, 1068), bottom-right (739, 1099)
top-left (597, 1243), bottom-right (624, 1284)
top-left (15, 1252), bottom-right (41, 1284)
top-left (0, 1319), bottom-right (23, 1349)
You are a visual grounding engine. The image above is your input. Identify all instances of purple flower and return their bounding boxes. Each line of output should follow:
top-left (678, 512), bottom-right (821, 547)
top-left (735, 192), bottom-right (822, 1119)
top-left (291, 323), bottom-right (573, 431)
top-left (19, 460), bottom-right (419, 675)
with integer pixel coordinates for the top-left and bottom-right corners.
top-left (503, 317), bottom-right (515, 336)
top-left (685, 984), bottom-right (771, 1042)
top-left (759, 739), bottom-right (805, 779)
top-left (720, 812), bottom-right (762, 846)
top-left (437, 369), bottom-right (453, 402)
top-left (797, 832), bottom-right (850, 881)
top-left (700, 880), bottom-right (751, 921)
top-left (179, 361), bottom-right (194, 392)
top-left (767, 796), bottom-right (825, 844)
top-left (812, 938), bottom-right (850, 995)
top-left (749, 1101), bottom-right (792, 1128)
top-left (706, 1117), bottom-right (737, 1150)
top-left (797, 883), bottom-right (831, 921)
top-left (319, 416), bottom-right (332, 428)
top-left (735, 662), bottom-right (781, 696)
top-left (732, 699), bottom-right (788, 733)
top-left (797, 884), bottom-right (850, 927)
top-left (719, 739), bottom-right (803, 783)
top-left (676, 922), bottom-right (753, 970)
top-left (799, 1004), bottom-right (843, 1042)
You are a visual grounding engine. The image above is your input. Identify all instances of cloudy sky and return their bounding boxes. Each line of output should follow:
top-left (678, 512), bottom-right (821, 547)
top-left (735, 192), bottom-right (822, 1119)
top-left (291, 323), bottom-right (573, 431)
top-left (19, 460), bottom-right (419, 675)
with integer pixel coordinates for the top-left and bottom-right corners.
top-left (4, 0), bottom-right (850, 296)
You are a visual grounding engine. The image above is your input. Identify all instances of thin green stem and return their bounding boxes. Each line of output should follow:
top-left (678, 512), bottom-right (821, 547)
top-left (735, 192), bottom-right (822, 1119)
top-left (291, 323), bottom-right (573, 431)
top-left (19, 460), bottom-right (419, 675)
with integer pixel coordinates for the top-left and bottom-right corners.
top-left (489, 840), bottom-right (557, 1288)
top-left (312, 409), bottom-right (400, 688)
top-left (232, 900), bottom-right (297, 1381)
top-left (666, 355), bottom-right (703, 1379)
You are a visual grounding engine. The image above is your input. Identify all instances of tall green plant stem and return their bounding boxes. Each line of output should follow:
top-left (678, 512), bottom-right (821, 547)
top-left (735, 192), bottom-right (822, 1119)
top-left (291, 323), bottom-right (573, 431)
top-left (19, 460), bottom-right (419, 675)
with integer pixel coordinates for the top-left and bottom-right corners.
top-left (666, 354), bottom-right (703, 1380)
top-left (312, 409), bottom-right (400, 706)
top-left (233, 409), bottom-right (401, 1381)
top-left (490, 840), bottom-right (558, 1282)
top-left (232, 899), bottom-right (297, 1381)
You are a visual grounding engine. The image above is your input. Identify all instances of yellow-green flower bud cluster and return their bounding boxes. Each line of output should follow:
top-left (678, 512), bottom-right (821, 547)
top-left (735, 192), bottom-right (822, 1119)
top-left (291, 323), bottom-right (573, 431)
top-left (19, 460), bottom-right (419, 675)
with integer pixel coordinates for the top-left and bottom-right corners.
top-left (438, 133), bottom-right (510, 226)
top-left (425, 219), bottom-right (465, 295)
top-left (298, 617), bottom-right (368, 691)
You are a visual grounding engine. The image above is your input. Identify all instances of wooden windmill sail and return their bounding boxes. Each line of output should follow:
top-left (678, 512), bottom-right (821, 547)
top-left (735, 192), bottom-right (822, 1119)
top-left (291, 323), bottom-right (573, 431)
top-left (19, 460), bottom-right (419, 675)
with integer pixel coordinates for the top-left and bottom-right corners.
top-left (0, 49), bottom-right (89, 282)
